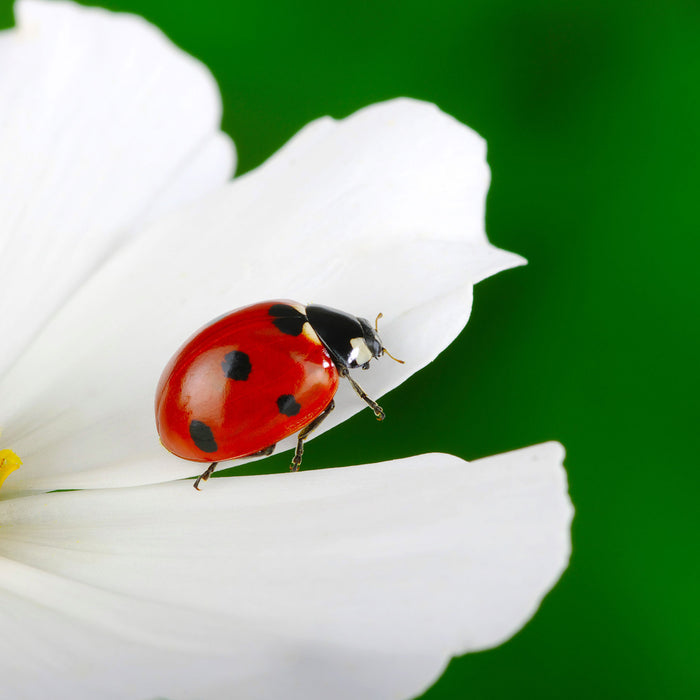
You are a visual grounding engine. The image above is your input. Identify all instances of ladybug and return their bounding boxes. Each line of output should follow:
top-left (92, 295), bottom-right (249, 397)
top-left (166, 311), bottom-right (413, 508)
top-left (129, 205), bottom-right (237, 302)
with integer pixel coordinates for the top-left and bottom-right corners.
top-left (155, 300), bottom-right (403, 489)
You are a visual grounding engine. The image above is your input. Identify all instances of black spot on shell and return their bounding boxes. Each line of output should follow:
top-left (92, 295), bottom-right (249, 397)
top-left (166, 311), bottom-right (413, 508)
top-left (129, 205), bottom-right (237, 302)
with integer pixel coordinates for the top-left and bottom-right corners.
top-left (221, 350), bottom-right (252, 381)
top-left (277, 394), bottom-right (301, 417)
top-left (189, 420), bottom-right (218, 453)
top-left (269, 304), bottom-right (307, 336)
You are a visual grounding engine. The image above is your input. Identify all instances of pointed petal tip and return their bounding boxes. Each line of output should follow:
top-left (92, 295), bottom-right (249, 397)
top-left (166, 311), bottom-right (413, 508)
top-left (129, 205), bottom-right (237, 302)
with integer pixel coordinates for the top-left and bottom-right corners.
top-left (468, 243), bottom-right (527, 285)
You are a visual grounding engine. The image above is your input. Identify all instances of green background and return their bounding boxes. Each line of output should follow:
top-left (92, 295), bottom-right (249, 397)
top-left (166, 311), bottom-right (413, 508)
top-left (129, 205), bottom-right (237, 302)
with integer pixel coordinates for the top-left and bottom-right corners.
top-left (3, 0), bottom-right (698, 697)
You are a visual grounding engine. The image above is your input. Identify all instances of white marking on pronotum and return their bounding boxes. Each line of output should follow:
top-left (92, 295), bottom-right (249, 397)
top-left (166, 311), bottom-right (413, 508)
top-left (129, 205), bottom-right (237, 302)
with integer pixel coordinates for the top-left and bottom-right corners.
top-left (349, 337), bottom-right (373, 366)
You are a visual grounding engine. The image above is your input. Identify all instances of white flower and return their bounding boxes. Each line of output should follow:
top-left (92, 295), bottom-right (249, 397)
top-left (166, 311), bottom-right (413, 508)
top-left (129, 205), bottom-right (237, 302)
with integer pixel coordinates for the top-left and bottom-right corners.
top-left (0, 2), bottom-right (573, 699)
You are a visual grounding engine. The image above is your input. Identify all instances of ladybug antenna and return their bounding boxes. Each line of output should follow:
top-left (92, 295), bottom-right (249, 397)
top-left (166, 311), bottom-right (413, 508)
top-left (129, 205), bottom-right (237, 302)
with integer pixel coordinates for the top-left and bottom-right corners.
top-left (374, 312), bottom-right (405, 364)
top-left (382, 347), bottom-right (405, 364)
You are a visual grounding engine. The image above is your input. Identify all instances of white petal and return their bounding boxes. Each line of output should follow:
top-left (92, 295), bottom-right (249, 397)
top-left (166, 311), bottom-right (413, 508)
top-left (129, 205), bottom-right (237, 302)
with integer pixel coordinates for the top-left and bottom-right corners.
top-left (1, 98), bottom-right (523, 491)
top-left (0, 0), bottom-right (234, 377)
top-left (0, 443), bottom-right (572, 700)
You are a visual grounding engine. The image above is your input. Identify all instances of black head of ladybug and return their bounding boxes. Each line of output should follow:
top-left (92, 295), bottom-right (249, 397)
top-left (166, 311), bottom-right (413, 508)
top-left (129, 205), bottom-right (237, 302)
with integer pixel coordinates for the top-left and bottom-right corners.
top-left (306, 304), bottom-right (386, 370)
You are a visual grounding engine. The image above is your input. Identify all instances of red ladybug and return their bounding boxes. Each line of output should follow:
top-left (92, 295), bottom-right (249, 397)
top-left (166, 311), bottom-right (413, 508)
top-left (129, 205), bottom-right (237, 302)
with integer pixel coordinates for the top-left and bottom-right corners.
top-left (155, 300), bottom-right (402, 489)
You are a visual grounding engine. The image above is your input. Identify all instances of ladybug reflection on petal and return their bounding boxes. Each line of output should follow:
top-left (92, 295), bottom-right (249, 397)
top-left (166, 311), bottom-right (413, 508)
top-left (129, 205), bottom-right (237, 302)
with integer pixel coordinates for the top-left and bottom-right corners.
top-left (155, 300), bottom-right (402, 489)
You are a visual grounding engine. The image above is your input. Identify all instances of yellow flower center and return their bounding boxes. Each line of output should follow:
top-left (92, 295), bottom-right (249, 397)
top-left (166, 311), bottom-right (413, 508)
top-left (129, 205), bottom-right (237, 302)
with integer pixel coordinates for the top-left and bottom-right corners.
top-left (0, 449), bottom-right (22, 489)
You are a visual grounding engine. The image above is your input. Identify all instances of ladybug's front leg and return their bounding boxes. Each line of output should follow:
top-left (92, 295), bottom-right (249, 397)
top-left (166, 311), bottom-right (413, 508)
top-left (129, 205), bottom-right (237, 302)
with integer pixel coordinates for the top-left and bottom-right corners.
top-left (339, 367), bottom-right (385, 420)
top-left (290, 399), bottom-right (335, 472)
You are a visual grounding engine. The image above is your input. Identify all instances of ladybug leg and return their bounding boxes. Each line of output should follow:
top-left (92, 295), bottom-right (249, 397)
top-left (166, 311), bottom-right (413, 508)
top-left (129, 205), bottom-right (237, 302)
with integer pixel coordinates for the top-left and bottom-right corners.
top-left (339, 367), bottom-right (385, 421)
top-left (193, 462), bottom-right (218, 491)
top-left (290, 399), bottom-right (335, 472)
top-left (246, 444), bottom-right (276, 458)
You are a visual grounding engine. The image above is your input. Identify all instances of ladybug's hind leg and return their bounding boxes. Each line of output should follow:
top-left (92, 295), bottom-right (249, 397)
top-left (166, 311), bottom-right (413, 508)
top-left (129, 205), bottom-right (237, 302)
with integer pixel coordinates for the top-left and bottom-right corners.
top-left (193, 445), bottom-right (275, 491)
top-left (194, 462), bottom-right (218, 491)
top-left (339, 367), bottom-right (385, 420)
top-left (291, 399), bottom-right (335, 472)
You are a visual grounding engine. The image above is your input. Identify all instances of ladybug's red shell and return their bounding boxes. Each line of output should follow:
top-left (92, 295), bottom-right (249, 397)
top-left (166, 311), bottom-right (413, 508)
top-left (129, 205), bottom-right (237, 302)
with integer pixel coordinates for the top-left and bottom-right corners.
top-left (155, 300), bottom-right (339, 462)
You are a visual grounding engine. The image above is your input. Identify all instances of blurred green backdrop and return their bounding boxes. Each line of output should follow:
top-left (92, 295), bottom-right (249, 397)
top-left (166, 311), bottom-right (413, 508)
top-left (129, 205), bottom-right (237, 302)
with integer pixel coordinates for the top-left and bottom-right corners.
top-left (3, 0), bottom-right (697, 697)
